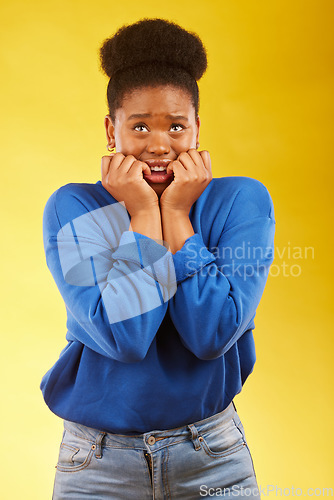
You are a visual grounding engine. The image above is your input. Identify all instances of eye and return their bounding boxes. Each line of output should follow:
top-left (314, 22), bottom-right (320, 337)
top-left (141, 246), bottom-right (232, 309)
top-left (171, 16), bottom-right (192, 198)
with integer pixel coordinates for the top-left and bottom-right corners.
top-left (133, 123), bottom-right (149, 132)
top-left (170, 123), bottom-right (185, 132)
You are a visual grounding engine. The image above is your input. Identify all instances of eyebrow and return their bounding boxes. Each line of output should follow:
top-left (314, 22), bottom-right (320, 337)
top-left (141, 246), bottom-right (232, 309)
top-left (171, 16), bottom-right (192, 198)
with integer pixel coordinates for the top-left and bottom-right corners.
top-left (127, 113), bottom-right (189, 122)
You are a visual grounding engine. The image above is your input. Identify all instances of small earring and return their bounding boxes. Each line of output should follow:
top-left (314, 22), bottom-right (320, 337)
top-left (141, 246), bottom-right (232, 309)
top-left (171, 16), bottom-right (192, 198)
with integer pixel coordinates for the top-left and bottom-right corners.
top-left (107, 144), bottom-right (116, 153)
top-left (196, 142), bottom-right (200, 149)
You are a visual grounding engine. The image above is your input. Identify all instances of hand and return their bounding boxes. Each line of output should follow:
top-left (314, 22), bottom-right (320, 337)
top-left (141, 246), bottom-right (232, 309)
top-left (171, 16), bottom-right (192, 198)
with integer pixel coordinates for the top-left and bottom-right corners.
top-left (101, 153), bottom-right (159, 216)
top-left (159, 149), bottom-right (212, 213)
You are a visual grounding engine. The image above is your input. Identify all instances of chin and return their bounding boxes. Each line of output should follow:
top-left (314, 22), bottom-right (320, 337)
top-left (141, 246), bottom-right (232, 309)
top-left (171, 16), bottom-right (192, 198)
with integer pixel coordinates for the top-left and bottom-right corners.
top-left (147, 181), bottom-right (172, 198)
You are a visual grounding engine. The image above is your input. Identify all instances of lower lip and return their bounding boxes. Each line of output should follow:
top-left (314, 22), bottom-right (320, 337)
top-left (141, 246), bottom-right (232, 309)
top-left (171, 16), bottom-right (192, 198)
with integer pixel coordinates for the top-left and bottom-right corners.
top-left (143, 171), bottom-right (174, 183)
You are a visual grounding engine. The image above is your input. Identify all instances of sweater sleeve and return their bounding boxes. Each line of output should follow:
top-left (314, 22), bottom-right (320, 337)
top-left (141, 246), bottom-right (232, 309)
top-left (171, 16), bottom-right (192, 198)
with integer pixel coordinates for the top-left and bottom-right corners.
top-left (168, 178), bottom-right (276, 360)
top-left (43, 185), bottom-right (176, 363)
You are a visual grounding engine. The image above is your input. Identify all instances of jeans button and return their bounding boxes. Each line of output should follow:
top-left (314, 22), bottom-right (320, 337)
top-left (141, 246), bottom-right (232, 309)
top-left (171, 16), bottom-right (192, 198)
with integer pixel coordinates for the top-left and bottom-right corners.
top-left (147, 436), bottom-right (156, 445)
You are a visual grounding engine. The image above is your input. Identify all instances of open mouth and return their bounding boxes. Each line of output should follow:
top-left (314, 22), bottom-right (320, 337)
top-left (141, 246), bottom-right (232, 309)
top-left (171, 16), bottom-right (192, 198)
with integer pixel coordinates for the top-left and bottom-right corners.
top-left (143, 169), bottom-right (174, 183)
top-left (143, 160), bottom-right (174, 183)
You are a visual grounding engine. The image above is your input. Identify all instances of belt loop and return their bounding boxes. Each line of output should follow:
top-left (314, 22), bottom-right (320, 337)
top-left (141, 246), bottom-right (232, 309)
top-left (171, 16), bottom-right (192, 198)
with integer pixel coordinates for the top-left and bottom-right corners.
top-left (188, 424), bottom-right (201, 451)
top-left (95, 431), bottom-right (106, 459)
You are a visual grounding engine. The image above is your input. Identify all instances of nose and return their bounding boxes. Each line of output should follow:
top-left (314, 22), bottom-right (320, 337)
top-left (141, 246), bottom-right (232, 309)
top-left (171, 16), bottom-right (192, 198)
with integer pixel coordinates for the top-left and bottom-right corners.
top-left (146, 132), bottom-right (170, 155)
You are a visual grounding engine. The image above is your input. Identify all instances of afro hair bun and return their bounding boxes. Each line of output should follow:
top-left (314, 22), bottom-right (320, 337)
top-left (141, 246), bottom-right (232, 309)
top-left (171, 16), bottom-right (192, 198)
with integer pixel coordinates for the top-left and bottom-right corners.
top-left (99, 18), bottom-right (207, 81)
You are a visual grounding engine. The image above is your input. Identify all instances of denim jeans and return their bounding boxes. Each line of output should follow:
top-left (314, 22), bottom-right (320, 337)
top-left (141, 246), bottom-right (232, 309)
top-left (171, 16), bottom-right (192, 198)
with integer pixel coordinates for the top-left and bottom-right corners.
top-left (52, 401), bottom-right (260, 499)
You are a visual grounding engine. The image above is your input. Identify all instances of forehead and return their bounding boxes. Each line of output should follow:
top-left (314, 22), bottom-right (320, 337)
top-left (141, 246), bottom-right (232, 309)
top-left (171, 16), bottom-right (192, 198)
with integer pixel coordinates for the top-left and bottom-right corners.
top-left (117, 85), bottom-right (195, 119)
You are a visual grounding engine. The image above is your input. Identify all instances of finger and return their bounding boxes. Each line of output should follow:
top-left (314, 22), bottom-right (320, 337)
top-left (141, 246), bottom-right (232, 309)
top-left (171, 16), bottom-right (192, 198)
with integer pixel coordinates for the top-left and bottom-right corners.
top-left (129, 159), bottom-right (151, 176)
top-left (166, 160), bottom-right (179, 175)
top-left (199, 150), bottom-right (211, 171)
top-left (109, 152), bottom-right (128, 170)
top-left (140, 161), bottom-right (151, 176)
top-left (166, 160), bottom-right (185, 178)
top-left (101, 154), bottom-right (115, 179)
top-left (187, 149), bottom-right (206, 170)
top-left (116, 154), bottom-right (146, 175)
top-left (102, 152), bottom-right (128, 178)
top-left (176, 151), bottom-right (195, 170)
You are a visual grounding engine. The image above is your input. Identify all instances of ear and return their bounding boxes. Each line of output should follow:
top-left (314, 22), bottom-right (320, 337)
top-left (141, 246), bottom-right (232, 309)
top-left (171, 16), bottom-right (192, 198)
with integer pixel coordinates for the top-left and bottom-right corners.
top-left (195, 115), bottom-right (201, 149)
top-left (104, 115), bottom-right (116, 147)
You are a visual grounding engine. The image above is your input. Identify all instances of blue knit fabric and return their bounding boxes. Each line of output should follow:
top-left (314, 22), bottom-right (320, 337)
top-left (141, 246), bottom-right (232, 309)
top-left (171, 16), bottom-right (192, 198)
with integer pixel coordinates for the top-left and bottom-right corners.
top-left (41, 176), bottom-right (275, 434)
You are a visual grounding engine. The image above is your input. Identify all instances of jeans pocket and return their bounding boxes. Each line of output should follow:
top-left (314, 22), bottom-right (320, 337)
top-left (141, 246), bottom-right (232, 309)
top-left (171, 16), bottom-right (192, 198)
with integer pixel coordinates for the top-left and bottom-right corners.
top-left (198, 418), bottom-right (246, 459)
top-left (56, 430), bottom-right (95, 473)
top-left (233, 414), bottom-right (247, 441)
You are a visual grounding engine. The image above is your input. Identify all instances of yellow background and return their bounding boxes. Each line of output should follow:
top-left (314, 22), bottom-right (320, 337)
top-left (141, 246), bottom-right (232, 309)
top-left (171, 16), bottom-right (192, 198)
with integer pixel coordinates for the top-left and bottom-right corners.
top-left (1, 0), bottom-right (333, 497)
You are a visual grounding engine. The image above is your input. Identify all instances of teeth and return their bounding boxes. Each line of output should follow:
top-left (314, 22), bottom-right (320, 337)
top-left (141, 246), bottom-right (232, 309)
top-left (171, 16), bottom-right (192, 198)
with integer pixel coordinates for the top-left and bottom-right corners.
top-left (151, 166), bottom-right (167, 171)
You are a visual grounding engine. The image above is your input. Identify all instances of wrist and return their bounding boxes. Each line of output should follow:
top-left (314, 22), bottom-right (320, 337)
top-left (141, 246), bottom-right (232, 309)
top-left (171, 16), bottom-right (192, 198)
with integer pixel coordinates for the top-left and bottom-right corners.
top-left (129, 206), bottom-right (163, 243)
top-left (131, 204), bottom-right (161, 218)
top-left (160, 205), bottom-right (190, 217)
top-left (160, 208), bottom-right (194, 254)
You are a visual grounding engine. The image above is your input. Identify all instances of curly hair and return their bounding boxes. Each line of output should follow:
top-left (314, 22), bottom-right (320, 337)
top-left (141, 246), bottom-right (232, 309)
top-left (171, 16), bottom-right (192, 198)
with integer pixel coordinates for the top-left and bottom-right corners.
top-left (99, 18), bottom-right (208, 122)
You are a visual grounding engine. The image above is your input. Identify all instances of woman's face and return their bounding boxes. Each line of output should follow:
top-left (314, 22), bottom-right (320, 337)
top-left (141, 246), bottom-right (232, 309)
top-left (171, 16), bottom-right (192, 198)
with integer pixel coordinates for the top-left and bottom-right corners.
top-left (104, 85), bottom-right (200, 197)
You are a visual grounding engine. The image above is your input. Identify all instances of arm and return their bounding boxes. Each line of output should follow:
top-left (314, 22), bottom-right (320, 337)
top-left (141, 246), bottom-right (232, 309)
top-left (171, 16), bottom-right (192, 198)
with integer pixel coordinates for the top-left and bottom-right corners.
top-left (165, 180), bottom-right (276, 360)
top-left (44, 186), bottom-right (176, 363)
top-left (161, 209), bottom-right (194, 254)
top-left (159, 148), bottom-right (212, 254)
top-left (129, 207), bottom-right (163, 242)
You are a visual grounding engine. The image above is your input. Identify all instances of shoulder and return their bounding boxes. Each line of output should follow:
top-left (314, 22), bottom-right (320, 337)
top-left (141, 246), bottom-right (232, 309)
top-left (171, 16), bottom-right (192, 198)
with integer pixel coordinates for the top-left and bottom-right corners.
top-left (209, 176), bottom-right (272, 205)
top-left (207, 176), bottom-right (275, 221)
top-left (43, 180), bottom-right (117, 228)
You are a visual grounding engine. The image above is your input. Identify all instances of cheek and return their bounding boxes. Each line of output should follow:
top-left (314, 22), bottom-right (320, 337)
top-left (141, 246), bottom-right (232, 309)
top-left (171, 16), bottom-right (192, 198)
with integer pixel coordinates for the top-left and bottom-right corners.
top-left (177, 127), bottom-right (198, 145)
top-left (173, 134), bottom-right (196, 152)
top-left (116, 131), bottom-right (142, 155)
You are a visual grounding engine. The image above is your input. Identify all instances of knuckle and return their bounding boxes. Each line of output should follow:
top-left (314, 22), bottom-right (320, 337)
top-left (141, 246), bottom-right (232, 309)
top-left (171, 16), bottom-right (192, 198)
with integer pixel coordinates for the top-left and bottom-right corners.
top-left (113, 153), bottom-right (125, 164)
top-left (178, 151), bottom-right (188, 160)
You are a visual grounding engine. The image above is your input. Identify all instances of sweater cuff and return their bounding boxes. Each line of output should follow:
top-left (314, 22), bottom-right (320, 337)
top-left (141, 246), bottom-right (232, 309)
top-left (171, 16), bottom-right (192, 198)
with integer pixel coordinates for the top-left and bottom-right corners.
top-left (111, 231), bottom-right (177, 287)
top-left (172, 233), bottom-right (216, 283)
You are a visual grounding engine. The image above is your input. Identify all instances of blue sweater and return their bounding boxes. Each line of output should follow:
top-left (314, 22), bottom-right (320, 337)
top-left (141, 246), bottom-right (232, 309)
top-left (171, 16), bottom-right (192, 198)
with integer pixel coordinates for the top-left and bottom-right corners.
top-left (41, 176), bottom-right (275, 434)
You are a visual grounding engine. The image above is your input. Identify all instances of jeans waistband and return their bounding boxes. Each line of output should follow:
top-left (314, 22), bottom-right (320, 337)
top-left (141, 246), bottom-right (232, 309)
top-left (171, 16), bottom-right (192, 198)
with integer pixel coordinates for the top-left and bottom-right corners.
top-left (63, 401), bottom-right (238, 454)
